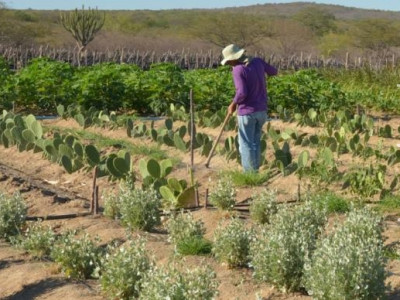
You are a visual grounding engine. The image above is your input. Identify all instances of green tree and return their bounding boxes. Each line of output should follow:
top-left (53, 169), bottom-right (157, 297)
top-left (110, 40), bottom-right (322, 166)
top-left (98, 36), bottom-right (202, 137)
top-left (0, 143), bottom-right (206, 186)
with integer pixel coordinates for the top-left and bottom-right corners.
top-left (318, 32), bottom-right (353, 57)
top-left (293, 7), bottom-right (337, 37)
top-left (351, 19), bottom-right (399, 53)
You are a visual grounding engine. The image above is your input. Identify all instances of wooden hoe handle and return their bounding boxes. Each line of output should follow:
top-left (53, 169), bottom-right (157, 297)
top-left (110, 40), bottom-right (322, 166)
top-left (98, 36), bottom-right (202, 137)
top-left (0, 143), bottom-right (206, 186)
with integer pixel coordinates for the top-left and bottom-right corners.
top-left (205, 113), bottom-right (232, 168)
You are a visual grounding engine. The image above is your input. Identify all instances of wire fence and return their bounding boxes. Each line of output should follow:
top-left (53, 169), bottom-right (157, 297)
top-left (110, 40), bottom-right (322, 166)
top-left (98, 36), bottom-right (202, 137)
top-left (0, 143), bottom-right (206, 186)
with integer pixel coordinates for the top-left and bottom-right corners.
top-left (0, 45), bottom-right (398, 70)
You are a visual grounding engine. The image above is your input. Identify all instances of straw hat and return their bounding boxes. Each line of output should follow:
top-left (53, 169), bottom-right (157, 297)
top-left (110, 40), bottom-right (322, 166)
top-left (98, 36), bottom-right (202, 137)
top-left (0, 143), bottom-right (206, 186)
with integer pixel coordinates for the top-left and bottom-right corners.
top-left (221, 44), bottom-right (245, 65)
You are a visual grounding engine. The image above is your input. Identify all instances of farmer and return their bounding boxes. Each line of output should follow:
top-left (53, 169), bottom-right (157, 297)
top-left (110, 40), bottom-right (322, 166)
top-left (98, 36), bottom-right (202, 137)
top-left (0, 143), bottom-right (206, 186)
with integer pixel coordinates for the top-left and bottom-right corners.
top-left (222, 44), bottom-right (278, 172)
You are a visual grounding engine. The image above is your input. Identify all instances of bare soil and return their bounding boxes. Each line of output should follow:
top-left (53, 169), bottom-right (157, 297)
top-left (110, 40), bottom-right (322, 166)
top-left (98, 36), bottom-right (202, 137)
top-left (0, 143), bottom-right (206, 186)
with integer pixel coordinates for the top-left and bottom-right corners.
top-left (1, 118), bottom-right (400, 299)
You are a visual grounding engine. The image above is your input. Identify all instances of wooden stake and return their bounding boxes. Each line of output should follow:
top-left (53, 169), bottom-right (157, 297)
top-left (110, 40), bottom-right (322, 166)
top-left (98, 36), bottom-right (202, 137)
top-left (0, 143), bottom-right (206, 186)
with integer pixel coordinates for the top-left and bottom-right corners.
top-left (91, 166), bottom-right (97, 214)
top-left (190, 89), bottom-right (195, 169)
top-left (297, 183), bottom-right (301, 202)
top-left (205, 188), bottom-right (209, 209)
top-left (190, 88), bottom-right (200, 208)
top-left (95, 185), bottom-right (99, 215)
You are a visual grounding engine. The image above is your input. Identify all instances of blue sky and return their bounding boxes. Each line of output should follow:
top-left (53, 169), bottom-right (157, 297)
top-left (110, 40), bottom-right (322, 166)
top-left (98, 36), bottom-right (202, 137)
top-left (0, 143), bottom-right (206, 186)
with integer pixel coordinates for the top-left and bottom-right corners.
top-left (4, 0), bottom-right (400, 11)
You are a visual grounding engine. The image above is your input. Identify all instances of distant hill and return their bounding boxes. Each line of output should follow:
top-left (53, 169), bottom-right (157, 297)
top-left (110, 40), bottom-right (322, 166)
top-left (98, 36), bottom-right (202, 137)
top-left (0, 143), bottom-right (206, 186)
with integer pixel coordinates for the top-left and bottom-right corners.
top-left (224, 2), bottom-right (400, 20)
top-left (1, 1), bottom-right (400, 56)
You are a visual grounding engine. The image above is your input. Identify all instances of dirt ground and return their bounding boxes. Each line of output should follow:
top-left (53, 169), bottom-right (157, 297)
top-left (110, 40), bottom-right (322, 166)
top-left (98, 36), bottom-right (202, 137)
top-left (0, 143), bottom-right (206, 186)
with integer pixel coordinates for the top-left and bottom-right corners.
top-left (1, 117), bottom-right (400, 299)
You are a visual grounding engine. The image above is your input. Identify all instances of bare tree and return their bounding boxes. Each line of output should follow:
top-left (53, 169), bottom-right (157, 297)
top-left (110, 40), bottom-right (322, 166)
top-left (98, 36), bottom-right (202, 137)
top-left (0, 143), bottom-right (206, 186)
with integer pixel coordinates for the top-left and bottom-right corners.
top-left (271, 19), bottom-right (315, 56)
top-left (191, 12), bottom-right (274, 48)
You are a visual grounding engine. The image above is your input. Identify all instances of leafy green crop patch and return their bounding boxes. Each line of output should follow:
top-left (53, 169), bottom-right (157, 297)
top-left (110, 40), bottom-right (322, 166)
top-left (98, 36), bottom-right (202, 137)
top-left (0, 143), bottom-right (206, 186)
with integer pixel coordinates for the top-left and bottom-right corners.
top-left (375, 194), bottom-right (400, 212)
top-left (219, 169), bottom-right (271, 187)
top-left (45, 124), bottom-right (169, 161)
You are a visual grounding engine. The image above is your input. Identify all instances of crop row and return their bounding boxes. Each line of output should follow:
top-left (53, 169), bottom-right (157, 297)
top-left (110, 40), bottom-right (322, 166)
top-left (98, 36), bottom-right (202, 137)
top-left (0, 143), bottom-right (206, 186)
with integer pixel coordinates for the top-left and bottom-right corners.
top-left (54, 102), bottom-right (400, 200)
top-left (2, 56), bottom-right (400, 116)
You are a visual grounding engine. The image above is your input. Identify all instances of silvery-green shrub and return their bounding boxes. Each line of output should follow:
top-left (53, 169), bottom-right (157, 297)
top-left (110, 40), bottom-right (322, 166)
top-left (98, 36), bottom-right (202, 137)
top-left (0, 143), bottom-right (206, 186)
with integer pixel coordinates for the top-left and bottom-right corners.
top-left (249, 189), bottom-right (278, 224)
top-left (139, 263), bottom-right (218, 300)
top-left (209, 178), bottom-right (236, 210)
top-left (119, 187), bottom-right (161, 231)
top-left (51, 231), bottom-right (102, 279)
top-left (304, 207), bottom-right (386, 299)
top-left (250, 203), bottom-right (326, 292)
top-left (166, 211), bottom-right (205, 245)
top-left (213, 218), bottom-right (253, 267)
top-left (100, 238), bottom-right (152, 300)
top-left (0, 192), bottom-right (26, 240)
top-left (19, 220), bottom-right (55, 258)
top-left (103, 189), bottom-right (120, 220)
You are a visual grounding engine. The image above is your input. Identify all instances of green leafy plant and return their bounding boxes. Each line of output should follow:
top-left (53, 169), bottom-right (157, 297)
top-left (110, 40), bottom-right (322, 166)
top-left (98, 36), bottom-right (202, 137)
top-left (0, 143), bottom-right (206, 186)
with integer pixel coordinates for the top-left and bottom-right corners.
top-left (249, 189), bottom-right (278, 224)
top-left (299, 147), bottom-right (340, 187)
top-left (220, 170), bottom-right (270, 187)
top-left (159, 178), bottom-right (195, 209)
top-left (383, 242), bottom-right (400, 260)
top-left (100, 238), bottom-right (152, 300)
top-left (250, 203), bottom-right (326, 292)
top-left (139, 158), bottom-right (173, 190)
top-left (139, 263), bottom-right (219, 300)
top-left (15, 58), bottom-right (75, 112)
top-left (375, 194), bottom-right (400, 212)
top-left (51, 231), bottom-right (102, 279)
top-left (304, 207), bottom-right (386, 299)
top-left (343, 163), bottom-right (386, 198)
top-left (0, 192), bottom-right (26, 240)
top-left (73, 63), bottom-right (133, 110)
top-left (0, 56), bottom-right (15, 111)
top-left (141, 63), bottom-right (188, 115)
top-left (176, 236), bottom-right (212, 256)
top-left (212, 218), bottom-right (253, 268)
top-left (308, 191), bottom-right (350, 214)
top-left (268, 69), bottom-right (347, 113)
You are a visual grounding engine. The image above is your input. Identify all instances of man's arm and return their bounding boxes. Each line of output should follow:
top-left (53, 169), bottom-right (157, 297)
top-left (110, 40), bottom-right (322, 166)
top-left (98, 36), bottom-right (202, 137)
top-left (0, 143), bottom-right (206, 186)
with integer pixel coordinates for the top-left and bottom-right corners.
top-left (263, 61), bottom-right (278, 77)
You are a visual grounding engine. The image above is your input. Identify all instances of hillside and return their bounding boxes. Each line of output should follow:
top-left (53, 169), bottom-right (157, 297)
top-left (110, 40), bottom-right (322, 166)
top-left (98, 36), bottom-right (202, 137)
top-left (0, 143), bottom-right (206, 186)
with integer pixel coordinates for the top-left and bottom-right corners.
top-left (228, 2), bottom-right (400, 20)
top-left (1, 2), bottom-right (400, 59)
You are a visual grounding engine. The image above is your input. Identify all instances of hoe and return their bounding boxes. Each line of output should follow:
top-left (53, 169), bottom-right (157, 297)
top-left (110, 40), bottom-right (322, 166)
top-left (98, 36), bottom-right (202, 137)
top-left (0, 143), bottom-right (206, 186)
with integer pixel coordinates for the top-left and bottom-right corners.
top-left (205, 112), bottom-right (232, 168)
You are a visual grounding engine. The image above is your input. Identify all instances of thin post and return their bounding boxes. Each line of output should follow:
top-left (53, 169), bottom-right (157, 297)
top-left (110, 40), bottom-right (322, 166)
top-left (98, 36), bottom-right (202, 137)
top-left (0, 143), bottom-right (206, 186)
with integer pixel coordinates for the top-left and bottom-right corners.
top-left (190, 89), bottom-right (195, 168)
top-left (95, 185), bottom-right (99, 215)
top-left (91, 166), bottom-right (97, 214)
top-left (297, 183), bottom-right (301, 201)
top-left (189, 89), bottom-right (199, 207)
top-left (205, 188), bottom-right (209, 209)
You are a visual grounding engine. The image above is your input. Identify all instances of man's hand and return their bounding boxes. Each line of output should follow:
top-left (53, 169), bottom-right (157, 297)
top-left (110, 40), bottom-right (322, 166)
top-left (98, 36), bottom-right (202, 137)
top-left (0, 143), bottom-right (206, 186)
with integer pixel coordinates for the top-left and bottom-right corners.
top-left (228, 102), bottom-right (237, 115)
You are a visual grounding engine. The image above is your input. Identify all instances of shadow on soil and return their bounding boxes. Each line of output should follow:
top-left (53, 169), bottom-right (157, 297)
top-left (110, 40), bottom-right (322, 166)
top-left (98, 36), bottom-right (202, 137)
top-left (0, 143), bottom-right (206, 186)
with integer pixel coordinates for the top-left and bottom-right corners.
top-left (388, 291), bottom-right (400, 300)
top-left (3, 279), bottom-right (68, 300)
top-left (0, 259), bottom-right (25, 269)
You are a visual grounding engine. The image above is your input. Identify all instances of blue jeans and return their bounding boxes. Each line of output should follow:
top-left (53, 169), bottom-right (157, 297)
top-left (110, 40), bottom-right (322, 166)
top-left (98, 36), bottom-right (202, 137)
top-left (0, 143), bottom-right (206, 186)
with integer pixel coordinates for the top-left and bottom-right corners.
top-left (238, 111), bottom-right (267, 172)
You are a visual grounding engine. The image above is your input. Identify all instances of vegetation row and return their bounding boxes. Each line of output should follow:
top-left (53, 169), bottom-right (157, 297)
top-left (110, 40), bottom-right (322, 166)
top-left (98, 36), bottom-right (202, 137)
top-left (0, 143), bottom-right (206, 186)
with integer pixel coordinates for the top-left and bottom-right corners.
top-left (0, 184), bottom-right (395, 299)
top-left (1, 57), bottom-right (400, 116)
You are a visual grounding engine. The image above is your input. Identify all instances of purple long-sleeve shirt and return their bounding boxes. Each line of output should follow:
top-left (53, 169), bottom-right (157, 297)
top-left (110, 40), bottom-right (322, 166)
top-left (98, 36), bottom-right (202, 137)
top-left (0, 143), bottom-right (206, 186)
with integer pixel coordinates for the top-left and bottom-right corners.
top-left (232, 57), bottom-right (278, 116)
